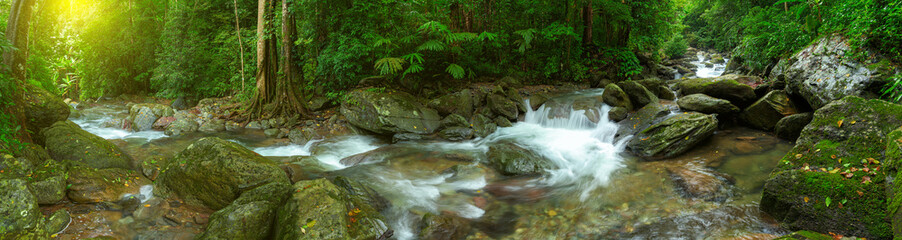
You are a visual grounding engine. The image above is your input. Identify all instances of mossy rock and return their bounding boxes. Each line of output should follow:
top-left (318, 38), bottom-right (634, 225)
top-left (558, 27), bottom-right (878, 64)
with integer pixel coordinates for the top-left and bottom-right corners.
top-left (676, 94), bottom-right (740, 115)
top-left (773, 230), bottom-right (833, 240)
top-left (627, 112), bottom-right (718, 159)
top-left (677, 74), bottom-right (757, 107)
top-left (487, 143), bottom-right (553, 176)
top-left (740, 90), bottom-right (800, 131)
top-left (617, 102), bottom-right (671, 137)
top-left (487, 93), bottom-right (518, 120)
top-left (429, 90), bottom-right (476, 119)
top-left (887, 127), bottom-right (902, 238)
top-left (1, 149), bottom-right (67, 204)
top-left (419, 213), bottom-right (472, 240)
top-left (761, 96), bottom-right (901, 239)
top-left (41, 121), bottom-right (133, 169)
top-left (616, 81), bottom-right (658, 109)
top-left (67, 166), bottom-right (151, 203)
top-left (441, 114), bottom-right (470, 129)
top-left (471, 114), bottom-right (497, 138)
top-left (273, 178), bottom-right (388, 240)
top-left (155, 137), bottom-right (289, 210)
top-left (602, 83), bottom-right (633, 110)
top-left (0, 179), bottom-right (50, 240)
top-left (341, 89), bottom-right (441, 135)
top-left (775, 113), bottom-right (814, 141)
top-left (24, 84), bottom-right (70, 144)
top-left (197, 182), bottom-right (293, 240)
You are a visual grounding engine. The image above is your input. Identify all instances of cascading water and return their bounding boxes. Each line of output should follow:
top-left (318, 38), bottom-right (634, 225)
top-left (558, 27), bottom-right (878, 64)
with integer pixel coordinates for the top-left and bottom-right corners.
top-left (692, 52), bottom-right (728, 78)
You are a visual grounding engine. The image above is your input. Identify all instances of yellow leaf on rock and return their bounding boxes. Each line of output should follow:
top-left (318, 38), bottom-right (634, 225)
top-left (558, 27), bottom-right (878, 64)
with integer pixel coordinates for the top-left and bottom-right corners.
top-left (804, 197), bottom-right (809, 203)
top-left (547, 210), bottom-right (557, 217)
top-left (838, 120), bottom-right (843, 128)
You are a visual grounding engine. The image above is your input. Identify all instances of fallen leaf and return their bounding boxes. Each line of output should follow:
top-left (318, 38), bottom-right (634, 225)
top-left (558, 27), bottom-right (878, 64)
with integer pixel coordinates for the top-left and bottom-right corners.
top-left (837, 120), bottom-right (843, 128)
top-left (547, 210), bottom-right (558, 217)
top-left (804, 196), bottom-right (809, 203)
top-left (857, 191), bottom-right (864, 196)
top-left (796, 154), bottom-right (803, 159)
top-left (826, 197), bottom-right (832, 207)
top-left (862, 176), bottom-right (872, 184)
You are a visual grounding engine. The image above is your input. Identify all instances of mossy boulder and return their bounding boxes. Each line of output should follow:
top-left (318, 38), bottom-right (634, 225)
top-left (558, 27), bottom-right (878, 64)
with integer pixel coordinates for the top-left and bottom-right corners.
top-left (487, 143), bottom-right (553, 176)
top-left (429, 90), bottom-right (476, 118)
top-left (164, 118), bottom-right (199, 136)
top-left (471, 114), bottom-right (497, 138)
top-left (419, 213), bottom-right (472, 240)
top-left (608, 107), bottom-right (628, 122)
top-left (887, 127), bottom-right (902, 238)
top-left (627, 113), bottom-right (718, 159)
top-left (0, 179), bottom-right (49, 240)
top-left (677, 74), bottom-right (758, 107)
top-left (773, 231), bottom-right (833, 240)
top-left (155, 137), bottom-right (289, 210)
top-left (341, 89), bottom-right (441, 135)
top-left (67, 166), bottom-right (151, 203)
top-left (616, 81), bottom-right (659, 109)
top-left (24, 84), bottom-right (70, 143)
top-left (602, 83), bottom-right (634, 110)
top-left (775, 113), bottom-right (814, 141)
top-left (617, 102), bottom-right (672, 137)
top-left (42, 121), bottom-right (133, 169)
top-left (676, 94), bottom-right (740, 115)
top-left (441, 114), bottom-right (470, 129)
top-left (740, 90), bottom-right (800, 131)
top-left (274, 178), bottom-right (388, 240)
top-left (761, 96), bottom-right (901, 239)
top-left (487, 93), bottom-right (519, 120)
top-left (44, 209), bottom-right (70, 234)
top-left (198, 182), bottom-right (293, 240)
top-left (1, 148), bottom-right (67, 205)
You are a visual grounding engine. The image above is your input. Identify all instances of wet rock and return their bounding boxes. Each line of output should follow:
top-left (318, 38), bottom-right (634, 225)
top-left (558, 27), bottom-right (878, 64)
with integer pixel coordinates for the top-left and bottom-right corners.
top-left (307, 96), bottom-right (331, 112)
top-left (198, 182), bottom-right (292, 240)
top-left (263, 128), bottom-right (280, 138)
top-left (42, 121), bottom-right (133, 169)
top-left (392, 133), bottom-right (432, 143)
top-left (494, 116), bottom-right (513, 128)
top-left (774, 230), bottom-right (834, 240)
top-left (762, 96), bottom-right (900, 239)
top-left (288, 127), bottom-right (319, 145)
top-left (45, 209), bottom-right (70, 234)
top-left (666, 164), bottom-right (733, 201)
top-left (128, 103), bottom-right (174, 132)
top-left (419, 213), bottom-right (472, 240)
top-left (246, 121), bottom-right (264, 129)
top-left (677, 74), bottom-right (759, 107)
top-left (496, 76), bottom-right (522, 88)
top-left (608, 107), bottom-right (628, 122)
top-left (24, 84), bottom-right (70, 141)
top-left (441, 114), bottom-right (470, 129)
top-left (2, 150), bottom-right (67, 204)
top-left (274, 178), bottom-right (388, 239)
top-left (341, 89), bottom-right (441, 135)
top-left (770, 35), bottom-right (897, 109)
top-left (676, 94), bottom-right (740, 115)
top-left (0, 179), bottom-right (49, 239)
top-left (67, 166), bottom-right (152, 203)
top-left (656, 85), bottom-right (677, 101)
top-left (224, 121), bottom-right (243, 131)
top-left (441, 127), bottom-right (475, 141)
top-left (153, 116), bottom-right (176, 130)
top-left (280, 161), bottom-right (326, 184)
top-left (487, 143), bottom-right (552, 176)
top-left (198, 119), bottom-right (226, 133)
top-left (429, 89), bottom-right (476, 118)
top-left (740, 90), bottom-right (800, 131)
top-left (628, 113), bottom-right (718, 159)
top-left (471, 114), bottom-right (497, 138)
top-left (443, 165), bottom-right (490, 183)
top-left (617, 81), bottom-right (659, 108)
top-left (602, 83), bottom-right (633, 110)
top-left (156, 137), bottom-right (289, 210)
top-left (164, 118), bottom-right (199, 136)
top-left (528, 93), bottom-right (550, 110)
top-left (617, 102), bottom-right (672, 137)
top-left (774, 113), bottom-right (814, 141)
top-left (488, 93), bottom-right (519, 120)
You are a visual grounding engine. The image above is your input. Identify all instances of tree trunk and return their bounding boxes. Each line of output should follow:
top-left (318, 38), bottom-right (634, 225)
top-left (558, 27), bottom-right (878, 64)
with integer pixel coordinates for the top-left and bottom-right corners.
top-left (245, 0), bottom-right (308, 120)
top-left (582, 3), bottom-right (593, 46)
top-left (233, 0), bottom-right (247, 94)
top-left (1, 0), bottom-right (36, 146)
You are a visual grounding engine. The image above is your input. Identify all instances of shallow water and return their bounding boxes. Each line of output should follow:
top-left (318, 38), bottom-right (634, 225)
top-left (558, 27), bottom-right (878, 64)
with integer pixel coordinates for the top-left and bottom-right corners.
top-left (64, 89), bottom-right (789, 239)
top-left (692, 53), bottom-right (728, 78)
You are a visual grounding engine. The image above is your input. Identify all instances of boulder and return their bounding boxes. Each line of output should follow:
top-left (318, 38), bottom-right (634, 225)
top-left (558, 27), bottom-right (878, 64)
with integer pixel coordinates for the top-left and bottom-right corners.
top-left (887, 127), bottom-right (902, 238)
top-left (419, 213), bottom-right (472, 240)
top-left (602, 83), bottom-right (633, 110)
top-left (45, 209), bottom-right (70, 234)
top-left (740, 90), bottom-right (800, 131)
top-left (1, 149), bottom-right (67, 204)
top-left (676, 94), bottom-right (740, 115)
top-left (128, 103), bottom-right (174, 132)
top-left (774, 113), bottom-right (813, 141)
top-left (616, 81), bottom-right (659, 108)
top-left (608, 107), bottom-right (628, 122)
top-left (440, 127), bottom-right (475, 141)
top-left (627, 113), bottom-right (718, 159)
top-left (67, 166), bottom-right (152, 203)
top-left (0, 179), bottom-right (49, 239)
top-left (761, 96), bottom-right (900, 239)
top-left (677, 74), bottom-right (758, 107)
top-left (429, 89), bottom-right (476, 119)
top-left (636, 79), bottom-right (675, 100)
top-left (170, 96), bottom-right (189, 110)
top-left (42, 121), bottom-right (133, 169)
top-left (274, 178), bottom-right (388, 239)
top-left (617, 103), bottom-right (671, 137)
top-left (198, 119), bottom-right (226, 133)
top-left (471, 114), bottom-right (497, 138)
top-left (666, 164), bottom-right (733, 201)
top-left (487, 143), bottom-right (553, 176)
top-left (198, 182), bottom-right (292, 240)
top-left (441, 114), bottom-right (470, 129)
top-left (164, 118), bottom-right (199, 136)
top-left (528, 93), bottom-right (550, 110)
top-left (773, 231), bottom-right (833, 240)
top-left (770, 35), bottom-right (898, 109)
top-left (288, 127), bottom-right (320, 145)
top-left (23, 84), bottom-right (69, 141)
top-left (488, 93), bottom-right (519, 120)
top-left (494, 116), bottom-right (513, 128)
top-left (156, 137), bottom-right (289, 210)
top-left (341, 89), bottom-right (441, 135)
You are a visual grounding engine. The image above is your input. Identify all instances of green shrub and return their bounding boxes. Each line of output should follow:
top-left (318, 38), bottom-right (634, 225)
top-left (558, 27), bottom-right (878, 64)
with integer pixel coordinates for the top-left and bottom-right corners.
top-left (665, 34), bottom-right (689, 59)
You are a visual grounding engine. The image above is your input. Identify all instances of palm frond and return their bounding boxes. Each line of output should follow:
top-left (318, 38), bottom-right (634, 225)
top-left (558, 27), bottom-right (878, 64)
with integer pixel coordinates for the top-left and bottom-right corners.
top-left (417, 40), bottom-right (446, 52)
top-left (401, 53), bottom-right (425, 65)
top-left (375, 57), bottom-right (404, 75)
top-left (445, 63), bottom-right (465, 79)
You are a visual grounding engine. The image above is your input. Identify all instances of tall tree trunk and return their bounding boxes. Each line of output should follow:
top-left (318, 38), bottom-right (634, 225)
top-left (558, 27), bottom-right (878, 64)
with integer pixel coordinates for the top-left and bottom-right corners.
top-left (233, 0), bottom-right (247, 94)
top-left (582, 2), bottom-right (593, 47)
top-left (279, 0), bottom-right (308, 116)
top-left (2, 0), bottom-right (36, 146)
top-left (245, 0), bottom-right (308, 119)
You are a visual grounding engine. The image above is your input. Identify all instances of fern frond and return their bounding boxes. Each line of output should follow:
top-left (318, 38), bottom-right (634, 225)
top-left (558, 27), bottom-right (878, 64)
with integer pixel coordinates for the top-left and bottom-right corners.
top-left (401, 53), bottom-right (425, 65)
top-left (399, 35), bottom-right (417, 44)
top-left (445, 64), bottom-right (465, 79)
top-left (446, 32), bottom-right (477, 44)
top-left (514, 28), bottom-right (537, 54)
top-left (375, 57), bottom-right (404, 75)
top-left (418, 21), bottom-right (450, 35)
top-left (417, 40), bottom-right (446, 52)
top-left (478, 31), bottom-right (498, 42)
top-left (374, 38), bottom-right (393, 48)
top-left (404, 64), bottom-right (425, 76)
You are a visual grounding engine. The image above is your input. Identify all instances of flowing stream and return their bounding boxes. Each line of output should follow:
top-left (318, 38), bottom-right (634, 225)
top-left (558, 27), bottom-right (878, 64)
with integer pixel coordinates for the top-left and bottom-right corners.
top-left (64, 88), bottom-right (789, 239)
top-left (692, 52), bottom-right (728, 78)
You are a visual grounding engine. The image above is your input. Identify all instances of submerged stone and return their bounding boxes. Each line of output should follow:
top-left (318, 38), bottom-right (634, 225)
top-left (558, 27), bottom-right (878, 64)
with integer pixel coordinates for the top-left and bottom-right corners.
top-left (487, 143), bottom-right (553, 176)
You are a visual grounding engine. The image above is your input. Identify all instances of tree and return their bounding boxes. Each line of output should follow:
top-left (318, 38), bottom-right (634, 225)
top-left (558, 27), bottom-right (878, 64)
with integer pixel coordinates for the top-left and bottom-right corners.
top-left (245, 0), bottom-right (308, 119)
top-left (1, 0), bottom-right (36, 147)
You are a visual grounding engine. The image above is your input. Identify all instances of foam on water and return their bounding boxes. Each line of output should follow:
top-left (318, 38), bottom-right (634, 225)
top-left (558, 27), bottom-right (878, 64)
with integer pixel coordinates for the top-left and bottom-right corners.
top-left (251, 139), bottom-right (318, 157)
top-left (71, 116), bottom-right (168, 143)
top-left (693, 53), bottom-right (728, 78)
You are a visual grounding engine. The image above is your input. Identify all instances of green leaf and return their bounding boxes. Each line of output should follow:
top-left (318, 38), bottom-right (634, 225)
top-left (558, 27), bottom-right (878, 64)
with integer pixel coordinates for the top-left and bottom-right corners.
top-left (374, 58), bottom-right (404, 75)
top-left (400, 53), bottom-right (424, 65)
top-left (416, 40), bottom-right (446, 52)
top-left (825, 197), bottom-right (831, 207)
top-left (446, 64), bottom-right (465, 79)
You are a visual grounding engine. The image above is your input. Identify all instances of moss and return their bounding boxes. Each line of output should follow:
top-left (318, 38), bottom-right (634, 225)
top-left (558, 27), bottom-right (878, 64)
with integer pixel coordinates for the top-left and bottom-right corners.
top-left (774, 230), bottom-right (834, 240)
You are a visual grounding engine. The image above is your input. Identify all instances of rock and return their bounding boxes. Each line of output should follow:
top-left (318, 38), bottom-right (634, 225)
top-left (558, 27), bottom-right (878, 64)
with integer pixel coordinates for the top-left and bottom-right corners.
top-left (153, 116), bottom-right (176, 130)
top-left (676, 94), bottom-right (740, 115)
top-left (440, 127), bottom-right (475, 141)
top-left (128, 103), bottom-right (174, 132)
top-left (0, 179), bottom-right (49, 239)
top-left (488, 93), bottom-right (519, 120)
top-left (156, 137), bottom-right (289, 210)
top-left (636, 79), bottom-right (673, 100)
top-left (198, 182), bottom-right (292, 240)
top-left (45, 209), bottom-right (70, 234)
top-left (198, 119), bottom-right (226, 133)
top-left (711, 56), bottom-right (725, 64)
top-left (171, 96), bottom-right (188, 110)
top-left (617, 81), bottom-right (658, 109)
top-left (494, 116), bottom-right (512, 128)
top-left (429, 89), bottom-right (476, 118)
top-left (280, 160), bottom-right (326, 184)
top-left (528, 93), bottom-right (550, 110)
top-left (666, 164), bottom-right (733, 201)
top-left (246, 121), bottom-right (264, 129)
top-left (740, 90), bottom-right (800, 131)
top-left (274, 178), bottom-right (388, 239)
top-left (23, 84), bottom-right (70, 141)
top-left (42, 121), bottom-right (133, 169)
top-left (419, 213), bottom-right (472, 240)
top-left (441, 114), bottom-right (470, 129)
top-left (617, 103), bottom-right (671, 137)
top-left (288, 127), bottom-right (319, 145)
top-left (773, 231), bottom-right (833, 240)
top-left (392, 133), bottom-right (431, 143)
top-left (770, 34), bottom-right (897, 109)
top-left (487, 143), bottom-right (553, 176)
top-left (496, 76), bottom-right (522, 88)
top-left (677, 74), bottom-right (758, 107)
top-left (341, 89), bottom-right (441, 135)
top-left (1, 150), bottom-right (67, 205)
top-left (602, 83), bottom-right (633, 110)
top-left (608, 107), bottom-right (628, 122)
top-left (887, 127), bottom-right (902, 238)
top-left (263, 128), bottom-right (280, 138)
top-left (164, 118), bottom-right (199, 136)
top-left (471, 114), bottom-right (497, 138)
top-left (761, 96), bottom-right (900, 239)
top-left (774, 113), bottom-right (814, 141)
top-left (627, 113), bottom-right (718, 159)
top-left (307, 96), bottom-right (331, 112)
top-left (67, 166), bottom-right (152, 203)
top-left (656, 85), bottom-right (676, 101)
